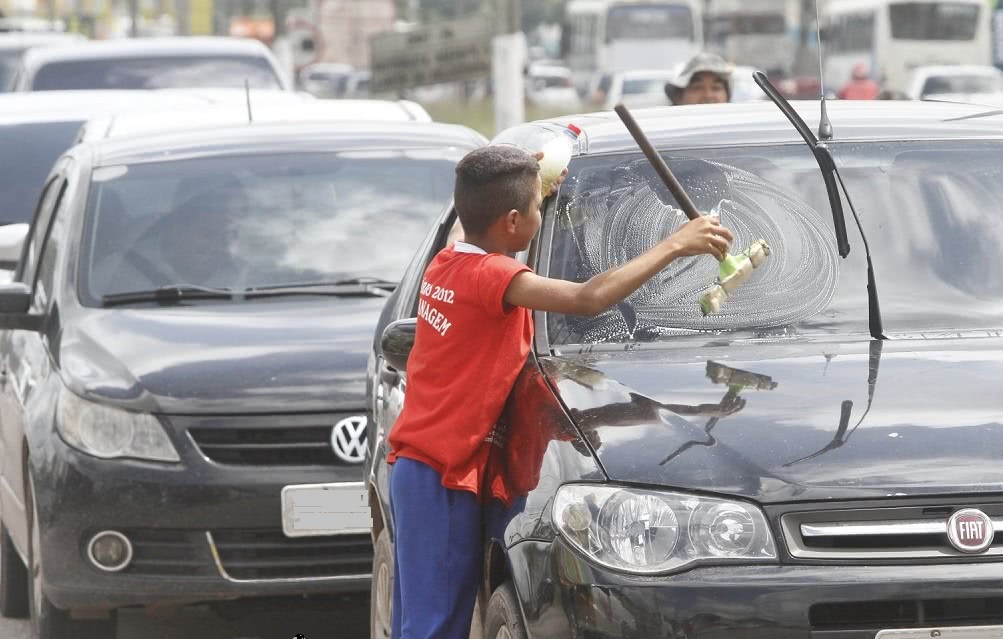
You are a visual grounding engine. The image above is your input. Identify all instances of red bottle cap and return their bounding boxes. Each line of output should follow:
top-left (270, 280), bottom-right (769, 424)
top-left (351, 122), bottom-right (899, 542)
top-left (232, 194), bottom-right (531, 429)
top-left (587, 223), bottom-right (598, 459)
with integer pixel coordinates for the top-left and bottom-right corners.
top-left (567, 123), bottom-right (582, 136)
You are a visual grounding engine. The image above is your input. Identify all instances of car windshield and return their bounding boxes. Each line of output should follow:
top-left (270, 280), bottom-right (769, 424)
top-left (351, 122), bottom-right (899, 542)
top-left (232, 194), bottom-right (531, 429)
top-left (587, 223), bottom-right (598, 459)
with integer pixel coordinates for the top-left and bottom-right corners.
top-left (921, 74), bottom-right (1003, 96)
top-left (29, 55), bottom-right (282, 91)
top-left (546, 141), bottom-right (1003, 346)
top-left (78, 149), bottom-right (463, 304)
top-left (622, 77), bottom-right (669, 96)
top-left (0, 120), bottom-right (83, 225)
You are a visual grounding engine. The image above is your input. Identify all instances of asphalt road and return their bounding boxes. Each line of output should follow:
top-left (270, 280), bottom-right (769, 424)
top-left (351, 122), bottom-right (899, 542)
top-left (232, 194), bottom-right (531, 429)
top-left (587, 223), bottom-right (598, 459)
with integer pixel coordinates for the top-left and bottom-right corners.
top-left (0, 593), bottom-right (369, 639)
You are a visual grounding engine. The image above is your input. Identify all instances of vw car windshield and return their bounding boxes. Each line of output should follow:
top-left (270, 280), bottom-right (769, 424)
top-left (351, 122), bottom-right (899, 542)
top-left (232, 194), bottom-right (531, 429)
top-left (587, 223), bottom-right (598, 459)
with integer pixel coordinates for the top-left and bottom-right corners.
top-left (546, 141), bottom-right (1003, 346)
top-left (79, 149), bottom-right (463, 304)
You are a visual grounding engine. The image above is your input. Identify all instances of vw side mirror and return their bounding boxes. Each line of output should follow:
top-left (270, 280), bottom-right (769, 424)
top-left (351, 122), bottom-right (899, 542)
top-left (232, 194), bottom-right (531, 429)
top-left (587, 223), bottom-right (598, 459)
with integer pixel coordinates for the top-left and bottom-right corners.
top-left (0, 223), bottom-right (28, 271)
top-left (0, 282), bottom-right (31, 315)
top-left (381, 318), bottom-right (417, 373)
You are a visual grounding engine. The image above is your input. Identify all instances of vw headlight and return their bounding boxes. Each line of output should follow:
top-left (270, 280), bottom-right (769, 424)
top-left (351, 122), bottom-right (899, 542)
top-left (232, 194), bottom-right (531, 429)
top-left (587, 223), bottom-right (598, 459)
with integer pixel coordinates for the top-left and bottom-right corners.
top-left (57, 388), bottom-right (180, 463)
top-left (554, 484), bottom-right (776, 575)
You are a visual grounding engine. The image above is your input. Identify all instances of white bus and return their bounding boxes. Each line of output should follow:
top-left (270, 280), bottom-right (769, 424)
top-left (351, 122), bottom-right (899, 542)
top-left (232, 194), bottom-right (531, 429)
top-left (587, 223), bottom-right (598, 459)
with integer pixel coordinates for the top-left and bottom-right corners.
top-left (562, 0), bottom-right (704, 95)
top-left (706, 0), bottom-right (798, 76)
top-left (820, 0), bottom-right (991, 95)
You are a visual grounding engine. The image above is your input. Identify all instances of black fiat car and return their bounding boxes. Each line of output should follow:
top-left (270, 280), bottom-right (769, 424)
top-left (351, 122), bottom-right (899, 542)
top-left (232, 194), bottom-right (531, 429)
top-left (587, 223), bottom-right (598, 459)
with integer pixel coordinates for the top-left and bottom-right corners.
top-left (366, 99), bottom-right (1003, 639)
top-left (0, 120), bottom-right (483, 638)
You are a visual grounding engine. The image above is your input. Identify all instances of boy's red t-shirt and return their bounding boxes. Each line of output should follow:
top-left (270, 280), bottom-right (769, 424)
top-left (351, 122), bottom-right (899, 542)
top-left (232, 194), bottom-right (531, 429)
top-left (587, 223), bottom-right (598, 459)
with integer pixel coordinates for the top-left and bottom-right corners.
top-left (387, 242), bottom-right (534, 497)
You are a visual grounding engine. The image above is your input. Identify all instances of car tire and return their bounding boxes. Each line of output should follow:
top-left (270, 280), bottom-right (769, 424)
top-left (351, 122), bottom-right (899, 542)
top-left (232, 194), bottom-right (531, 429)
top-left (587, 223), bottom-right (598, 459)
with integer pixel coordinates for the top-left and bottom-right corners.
top-left (484, 582), bottom-right (528, 639)
top-left (27, 480), bottom-right (116, 639)
top-left (0, 523), bottom-right (29, 618)
top-left (370, 529), bottom-right (393, 639)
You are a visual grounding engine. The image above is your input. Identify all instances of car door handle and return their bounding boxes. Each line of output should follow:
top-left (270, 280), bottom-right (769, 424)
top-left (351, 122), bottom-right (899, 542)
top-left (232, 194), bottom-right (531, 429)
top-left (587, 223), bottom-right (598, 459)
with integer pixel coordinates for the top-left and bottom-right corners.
top-left (380, 366), bottom-right (399, 385)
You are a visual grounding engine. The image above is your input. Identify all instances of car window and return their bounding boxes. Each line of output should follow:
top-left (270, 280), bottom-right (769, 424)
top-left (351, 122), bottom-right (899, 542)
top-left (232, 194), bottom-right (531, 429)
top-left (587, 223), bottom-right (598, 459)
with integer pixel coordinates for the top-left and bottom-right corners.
top-left (921, 74), bottom-right (1003, 97)
top-left (77, 149), bottom-right (465, 305)
top-left (29, 55), bottom-right (282, 91)
top-left (622, 77), bottom-right (668, 96)
top-left (0, 49), bottom-right (21, 91)
top-left (17, 175), bottom-right (67, 289)
top-left (32, 178), bottom-right (73, 312)
top-left (0, 121), bottom-right (83, 225)
top-left (545, 140), bottom-right (1003, 346)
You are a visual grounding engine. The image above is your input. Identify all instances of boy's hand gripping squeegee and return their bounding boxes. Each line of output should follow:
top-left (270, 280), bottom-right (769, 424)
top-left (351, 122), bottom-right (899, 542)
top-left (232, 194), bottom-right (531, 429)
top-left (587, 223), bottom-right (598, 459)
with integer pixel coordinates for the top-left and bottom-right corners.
top-left (613, 104), bottom-right (771, 316)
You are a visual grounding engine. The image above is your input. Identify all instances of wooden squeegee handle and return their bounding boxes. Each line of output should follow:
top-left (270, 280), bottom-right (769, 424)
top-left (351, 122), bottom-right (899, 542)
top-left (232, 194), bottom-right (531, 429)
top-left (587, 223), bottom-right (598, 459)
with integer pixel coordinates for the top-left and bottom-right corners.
top-left (614, 103), bottom-right (701, 221)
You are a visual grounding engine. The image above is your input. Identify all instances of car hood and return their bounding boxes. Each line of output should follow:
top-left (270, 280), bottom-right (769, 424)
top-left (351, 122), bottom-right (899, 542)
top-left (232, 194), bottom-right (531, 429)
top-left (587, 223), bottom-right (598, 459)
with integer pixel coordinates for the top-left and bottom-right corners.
top-left (541, 338), bottom-right (1003, 504)
top-left (58, 297), bottom-right (386, 414)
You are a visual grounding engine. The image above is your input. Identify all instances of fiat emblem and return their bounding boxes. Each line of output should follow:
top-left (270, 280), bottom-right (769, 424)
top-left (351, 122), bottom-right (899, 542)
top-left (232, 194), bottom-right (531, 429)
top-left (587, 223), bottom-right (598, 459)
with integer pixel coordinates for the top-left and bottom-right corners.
top-left (946, 509), bottom-right (994, 554)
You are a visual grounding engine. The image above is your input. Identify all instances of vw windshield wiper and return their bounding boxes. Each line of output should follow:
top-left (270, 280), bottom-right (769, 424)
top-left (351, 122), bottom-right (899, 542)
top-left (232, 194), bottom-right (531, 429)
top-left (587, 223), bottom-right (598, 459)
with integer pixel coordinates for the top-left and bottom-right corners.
top-left (245, 278), bottom-right (397, 298)
top-left (250, 278), bottom-right (397, 294)
top-left (101, 285), bottom-right (235, 307)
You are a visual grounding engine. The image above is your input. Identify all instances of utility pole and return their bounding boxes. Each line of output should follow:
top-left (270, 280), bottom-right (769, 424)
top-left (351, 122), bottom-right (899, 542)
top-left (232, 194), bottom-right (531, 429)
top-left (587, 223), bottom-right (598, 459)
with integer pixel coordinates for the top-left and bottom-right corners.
top-left (492, 0), bottom-right (525, 134)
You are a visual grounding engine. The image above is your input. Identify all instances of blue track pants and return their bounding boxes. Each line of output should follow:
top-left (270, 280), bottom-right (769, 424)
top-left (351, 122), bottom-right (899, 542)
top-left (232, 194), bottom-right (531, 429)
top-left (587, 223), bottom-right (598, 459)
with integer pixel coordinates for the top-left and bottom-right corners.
top-left (389, 458), bottom-right (481, 639)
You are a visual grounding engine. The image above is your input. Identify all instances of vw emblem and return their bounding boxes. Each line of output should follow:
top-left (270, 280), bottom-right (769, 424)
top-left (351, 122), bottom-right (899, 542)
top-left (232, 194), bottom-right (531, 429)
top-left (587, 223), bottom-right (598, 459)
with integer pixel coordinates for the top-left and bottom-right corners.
top-left (331, 416), bottom-right (368, 464)
top-left (947, 508), bottom-right (994, 554)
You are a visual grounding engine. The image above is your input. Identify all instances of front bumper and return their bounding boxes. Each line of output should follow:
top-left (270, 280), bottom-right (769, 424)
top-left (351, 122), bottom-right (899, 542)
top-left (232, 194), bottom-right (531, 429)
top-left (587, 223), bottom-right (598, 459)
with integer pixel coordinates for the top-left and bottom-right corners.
top-left (33, 433), bottom-right (371, 611)
top-left (508, 539), bottom-right (1003, 639)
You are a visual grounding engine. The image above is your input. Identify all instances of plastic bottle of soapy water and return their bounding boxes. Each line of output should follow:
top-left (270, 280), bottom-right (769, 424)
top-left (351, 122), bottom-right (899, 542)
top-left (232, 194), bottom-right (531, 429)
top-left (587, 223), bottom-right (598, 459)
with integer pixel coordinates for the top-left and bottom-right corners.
top-left (537, 123), bottom-right (581, 197)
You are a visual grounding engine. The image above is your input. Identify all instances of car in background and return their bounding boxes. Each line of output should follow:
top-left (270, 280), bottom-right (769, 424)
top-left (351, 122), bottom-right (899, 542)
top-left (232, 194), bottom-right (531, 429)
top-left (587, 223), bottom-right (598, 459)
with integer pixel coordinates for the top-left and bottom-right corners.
top-left (729, 65), bottom-right (768, 103)
top-left (10, 37), bottom-right (290, 92)
top-left (0, 90), bottom-right (252, 236)
top-left (601, 69), bottom-right (676, 110)
top-left (367, 100), bottom-right (1003, 638)
top-left (344, 70), bottom-right (371, 98)
top-left (299, 62), bottom-right (354, 98)
top-left (0, 119), bottom-right (484, 638)
top-left (78, 97), bottom-right (432, 143)
top-left (906, 65), bottom-right (1003, 105)
top-left (0, 31), bottom-right (84, 91)
top-left (525, 62), bottom-right (581, 111)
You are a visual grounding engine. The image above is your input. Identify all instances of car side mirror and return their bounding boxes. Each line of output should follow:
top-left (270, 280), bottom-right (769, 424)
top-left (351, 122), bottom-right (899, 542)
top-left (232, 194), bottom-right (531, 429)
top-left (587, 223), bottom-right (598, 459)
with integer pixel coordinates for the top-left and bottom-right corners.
top-left (0, 223), bottom-right (29, 271)
top-left (381, 318), bottom-right (417, 373)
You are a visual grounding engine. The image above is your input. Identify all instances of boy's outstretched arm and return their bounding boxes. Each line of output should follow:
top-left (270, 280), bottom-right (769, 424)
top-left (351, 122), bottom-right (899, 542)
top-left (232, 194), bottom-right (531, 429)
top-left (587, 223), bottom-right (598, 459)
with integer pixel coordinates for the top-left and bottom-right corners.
top-left (504, 215), bottom-right (733, 316)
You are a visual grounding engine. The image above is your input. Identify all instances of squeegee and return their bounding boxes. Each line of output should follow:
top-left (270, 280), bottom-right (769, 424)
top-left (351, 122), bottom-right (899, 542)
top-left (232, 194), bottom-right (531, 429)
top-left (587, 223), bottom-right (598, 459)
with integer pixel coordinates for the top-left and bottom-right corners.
top-left (614, 104), bottom-right (770, 316)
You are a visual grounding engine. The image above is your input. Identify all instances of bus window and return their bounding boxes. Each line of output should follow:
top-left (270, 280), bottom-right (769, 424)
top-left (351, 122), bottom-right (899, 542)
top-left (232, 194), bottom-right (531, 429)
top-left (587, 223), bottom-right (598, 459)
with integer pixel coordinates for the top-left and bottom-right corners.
top-left (830, 13), bottom-right (875, 53)
top-left (889, 2), bottom-right (979, 40)
top-left (605, 5), bottom-right (694, 42)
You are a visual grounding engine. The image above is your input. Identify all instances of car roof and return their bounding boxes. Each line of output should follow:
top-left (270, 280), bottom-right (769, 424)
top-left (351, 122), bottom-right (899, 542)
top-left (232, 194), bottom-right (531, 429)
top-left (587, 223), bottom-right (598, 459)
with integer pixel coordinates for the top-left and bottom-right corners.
top-left (617, 69), bottom-right (676, 80)
top-left (89, 120), bottom-right (487, 166)
top-left (911, 65), bottom-right (1003, 78)
top-left (521, 100), bottom-right (1003, 155)
top-left (0, 32), bottom-right (84, 50)
top-left (0, 89), bottom-right (304, 124)
top-left (20, 36), bottom-right (270, 65)
top-left (80, 98), bottom-right (435, 141)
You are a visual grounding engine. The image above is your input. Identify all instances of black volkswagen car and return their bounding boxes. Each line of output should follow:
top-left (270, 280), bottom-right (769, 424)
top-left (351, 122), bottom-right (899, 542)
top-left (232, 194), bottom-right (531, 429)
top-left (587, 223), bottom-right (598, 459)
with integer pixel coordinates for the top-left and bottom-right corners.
top-left (0, 120), bottom-right (484, 638)
top-left (367, 100), bottom-right (1003, 639)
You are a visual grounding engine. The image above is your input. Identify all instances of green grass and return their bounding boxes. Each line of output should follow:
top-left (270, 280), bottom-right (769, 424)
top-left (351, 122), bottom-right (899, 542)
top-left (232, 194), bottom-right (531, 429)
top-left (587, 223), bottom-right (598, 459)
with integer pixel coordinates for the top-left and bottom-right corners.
top-left (423, 99), bottom-right (580, 137)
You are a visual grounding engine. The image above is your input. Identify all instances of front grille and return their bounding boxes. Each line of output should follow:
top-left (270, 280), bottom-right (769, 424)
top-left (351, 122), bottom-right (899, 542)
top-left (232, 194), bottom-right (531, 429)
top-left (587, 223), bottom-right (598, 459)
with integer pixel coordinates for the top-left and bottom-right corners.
top-left (811, 598), bottom-right (1003, 632)
top-left (782, 504), bottom-right (1003, 560)
top-left (209, 529), bottom-right (372, 581)
top-left (114, 529), bottom-right (212, 576)
top-left (187, 414), bottom-right (367, 467)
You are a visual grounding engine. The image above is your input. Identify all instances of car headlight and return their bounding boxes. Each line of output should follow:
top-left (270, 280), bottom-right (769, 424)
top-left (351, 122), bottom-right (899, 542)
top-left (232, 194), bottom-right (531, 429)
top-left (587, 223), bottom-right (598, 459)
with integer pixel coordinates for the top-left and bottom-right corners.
top-left (554, 484), bottom-right (777, 575)
top-left (57, 388), bottom-right (180, 463)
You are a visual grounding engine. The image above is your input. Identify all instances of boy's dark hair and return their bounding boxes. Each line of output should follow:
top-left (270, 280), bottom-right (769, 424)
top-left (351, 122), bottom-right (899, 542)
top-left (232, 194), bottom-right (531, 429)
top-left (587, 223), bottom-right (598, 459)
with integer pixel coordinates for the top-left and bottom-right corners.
top-left (454, 145), bottom-right (540, 236)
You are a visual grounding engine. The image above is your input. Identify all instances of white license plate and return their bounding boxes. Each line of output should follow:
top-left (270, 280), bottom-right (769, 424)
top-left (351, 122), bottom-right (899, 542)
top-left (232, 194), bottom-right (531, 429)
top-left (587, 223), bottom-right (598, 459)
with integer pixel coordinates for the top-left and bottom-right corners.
top-left (877, 626), bottom-right (1003, 639)
top-left (281, 482), bottom-right (372, 538)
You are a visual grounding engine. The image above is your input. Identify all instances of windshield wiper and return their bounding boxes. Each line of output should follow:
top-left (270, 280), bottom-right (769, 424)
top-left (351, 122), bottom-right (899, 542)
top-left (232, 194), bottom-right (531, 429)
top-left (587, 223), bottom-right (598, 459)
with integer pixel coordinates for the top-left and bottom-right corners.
top-left (754, 72), bottom-right (885, 340)
top-left (101, 285), bottom-right (235, 307)
top-left (244, 278), bottom-right (397, 296)
top-left (245, 278), bottom-right (397, 298)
